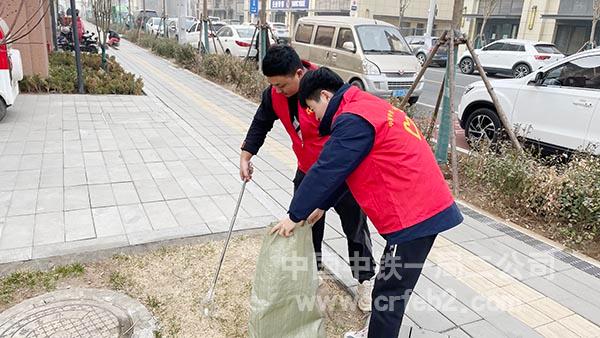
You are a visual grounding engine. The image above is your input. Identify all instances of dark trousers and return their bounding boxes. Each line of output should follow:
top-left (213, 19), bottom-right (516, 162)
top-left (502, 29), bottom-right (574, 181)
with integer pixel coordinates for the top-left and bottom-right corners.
top-left (368, 234), bottom-right (437, 338)
top-left (293, 169), bottom-right (376, 283)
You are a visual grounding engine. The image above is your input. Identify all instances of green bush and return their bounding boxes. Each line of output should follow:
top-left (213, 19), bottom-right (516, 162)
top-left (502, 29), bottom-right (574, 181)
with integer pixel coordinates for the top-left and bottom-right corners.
top-left (19, 52), bottom-right (143, 95)
top-left (175, 44), bottom-right (197, 67)
top-left (461, 145), bottom-right (600, 243)
top-left (151, 38), bottom-right (177, 58)
top-left (197, 54), bottom-right (267, 101)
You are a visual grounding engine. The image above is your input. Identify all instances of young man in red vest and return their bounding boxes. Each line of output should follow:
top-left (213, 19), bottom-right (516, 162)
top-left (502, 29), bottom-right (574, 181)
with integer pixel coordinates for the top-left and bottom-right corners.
top-left (271, 67), bottom-right (463, 338)
top-left (240, 46), bottom-right (377, 311)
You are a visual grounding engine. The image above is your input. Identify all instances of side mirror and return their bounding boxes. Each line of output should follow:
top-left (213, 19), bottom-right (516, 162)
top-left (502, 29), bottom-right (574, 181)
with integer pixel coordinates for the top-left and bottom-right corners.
top-left (342, 41), bottom-right (356, 52)
top-left (529, 72), bottom-right (545, 86)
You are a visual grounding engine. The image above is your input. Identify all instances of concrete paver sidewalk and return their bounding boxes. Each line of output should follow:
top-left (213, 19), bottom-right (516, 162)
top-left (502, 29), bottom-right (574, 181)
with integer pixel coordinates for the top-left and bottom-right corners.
top-left (1, 39), bottom-right (600, 337)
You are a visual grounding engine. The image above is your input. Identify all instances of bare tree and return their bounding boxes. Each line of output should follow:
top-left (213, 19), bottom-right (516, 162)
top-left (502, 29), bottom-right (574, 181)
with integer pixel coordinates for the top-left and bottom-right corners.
top-left (590, 0), bottom-right (600, 48)
top-left (477, 0), bottom-right (498, 47)
top-left (398, 0), bottom-right (411, 31)
top-left (91, 0), bottom-right (112, 69)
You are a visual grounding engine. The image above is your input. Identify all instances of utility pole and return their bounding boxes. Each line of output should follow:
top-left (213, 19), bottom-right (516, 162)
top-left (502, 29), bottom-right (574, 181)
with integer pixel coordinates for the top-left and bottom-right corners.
top-left (70, 0), bottom-right (84, 94)
top-left (50, 0), bottom-right (58, 51)
top-left (178, 0), bottom-right (187, 44)
top-left (425, 0), bottom-right (436, 37)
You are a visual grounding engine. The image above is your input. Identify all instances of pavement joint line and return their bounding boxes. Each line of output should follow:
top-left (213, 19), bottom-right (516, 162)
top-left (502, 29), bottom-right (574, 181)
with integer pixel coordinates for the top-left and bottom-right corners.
top-left (128, 55), bottom-right (297, 180)
top-left (117, 56), bottom-right (294, 216)
top-left (457, 201), bottom-right (600, 279)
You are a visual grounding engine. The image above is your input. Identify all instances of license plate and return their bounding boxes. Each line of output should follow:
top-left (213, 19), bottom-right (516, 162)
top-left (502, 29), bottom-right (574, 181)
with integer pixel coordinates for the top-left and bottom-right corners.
top-left (392, 89), bottom-right (408, 97)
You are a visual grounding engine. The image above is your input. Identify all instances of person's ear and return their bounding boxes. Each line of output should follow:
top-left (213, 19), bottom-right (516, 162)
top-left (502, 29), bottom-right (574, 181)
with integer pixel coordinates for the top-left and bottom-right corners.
top-left (321, 90), bottom-right (333, 101)
top-left (296, 68), bottom-right (304, 78)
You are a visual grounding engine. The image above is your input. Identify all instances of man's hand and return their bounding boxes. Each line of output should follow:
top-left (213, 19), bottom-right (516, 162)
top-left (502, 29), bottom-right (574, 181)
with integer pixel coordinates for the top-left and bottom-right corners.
top-left (307, 208), bottom-right (325, 224)
top-left (240, 151), bottom-right (254, 182)
top-left (270, 217), bottom-right (304, 237)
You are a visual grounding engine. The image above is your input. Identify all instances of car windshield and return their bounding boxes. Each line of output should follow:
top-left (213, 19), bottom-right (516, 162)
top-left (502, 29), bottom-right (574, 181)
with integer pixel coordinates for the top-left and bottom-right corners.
top-left (236, 28), bottom-right (254, 38)
top-left (184, 20), bottom-right (195, 29)
top-left (212, 23), bottom-right (225, 31)
top-left (535, 44), bottom-right (562, 54)
top-left (356, 25), bottom-right (412, 54)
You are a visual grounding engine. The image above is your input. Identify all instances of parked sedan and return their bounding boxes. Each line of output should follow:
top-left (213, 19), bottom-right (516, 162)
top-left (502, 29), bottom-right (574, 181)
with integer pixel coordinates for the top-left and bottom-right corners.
top-left (459, 39), bottom-right (564, 78)
top-left (406, 35), bottom-right (448, 66)
top-left (211, 25), bottom-right (258, 58)
top-left (270, 22), bottom-right (290, 44)
top-left (145, 17), bottom-right (162, 35)
top-left (458, 48), bottom-right (600, 154)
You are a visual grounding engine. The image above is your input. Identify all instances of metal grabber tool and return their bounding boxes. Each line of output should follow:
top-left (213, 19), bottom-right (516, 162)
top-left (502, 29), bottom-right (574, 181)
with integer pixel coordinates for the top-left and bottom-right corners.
top-left (202, 180), bottom-right (247, 317)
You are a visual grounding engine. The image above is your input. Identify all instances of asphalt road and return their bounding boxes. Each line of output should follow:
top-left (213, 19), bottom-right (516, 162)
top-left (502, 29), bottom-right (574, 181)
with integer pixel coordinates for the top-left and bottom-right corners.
top-left (415, 67), bottom-right (509, 150)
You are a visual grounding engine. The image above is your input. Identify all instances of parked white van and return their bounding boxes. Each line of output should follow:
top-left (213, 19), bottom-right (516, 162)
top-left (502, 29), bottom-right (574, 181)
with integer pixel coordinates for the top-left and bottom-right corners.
top-left (292, 16), bottom-right (423, 104)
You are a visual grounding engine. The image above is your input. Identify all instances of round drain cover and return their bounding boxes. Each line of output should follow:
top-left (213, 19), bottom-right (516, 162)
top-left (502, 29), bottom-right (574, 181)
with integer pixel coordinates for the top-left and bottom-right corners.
top-left (0, 288), bottom-right (157, 338)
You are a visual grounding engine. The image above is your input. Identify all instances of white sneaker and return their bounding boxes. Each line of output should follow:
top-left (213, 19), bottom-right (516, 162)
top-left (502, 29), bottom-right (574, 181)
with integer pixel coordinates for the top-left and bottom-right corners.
top-left (356, 279), bottom-right (373, 312)
top-left (343, 325), bottom-right (369, 338)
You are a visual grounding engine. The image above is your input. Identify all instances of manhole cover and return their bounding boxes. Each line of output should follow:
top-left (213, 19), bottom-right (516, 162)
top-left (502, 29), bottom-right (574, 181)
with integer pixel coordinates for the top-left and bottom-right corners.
top-left (0, 288), bottom-right (157, 338)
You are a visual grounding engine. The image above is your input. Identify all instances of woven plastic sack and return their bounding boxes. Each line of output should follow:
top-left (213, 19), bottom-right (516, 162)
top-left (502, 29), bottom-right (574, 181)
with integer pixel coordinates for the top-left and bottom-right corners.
top-left (249, 222), bottom-right (325, 338)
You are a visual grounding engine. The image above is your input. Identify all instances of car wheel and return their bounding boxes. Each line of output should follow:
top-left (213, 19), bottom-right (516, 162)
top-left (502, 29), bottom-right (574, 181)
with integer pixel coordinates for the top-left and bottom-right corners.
top-left (460, 57), bottom-right (475, 74)
top-left (351, 79), bottom-right (365, 91)
top-left (513, 63), bottom-right (531, 78)
top-left (465, 107), bottom-right (502, 146)
top-left (416, 53), bottom-right (427, 65)
top-left (0, 98), bottom-right (7, 122)
top-left (225, 49), bottom-right (231, 55)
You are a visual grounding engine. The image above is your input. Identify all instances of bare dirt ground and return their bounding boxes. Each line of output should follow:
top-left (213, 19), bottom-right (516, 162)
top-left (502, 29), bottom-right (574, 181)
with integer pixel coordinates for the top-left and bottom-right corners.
top-left (0, 234), bottom-right (365, 337)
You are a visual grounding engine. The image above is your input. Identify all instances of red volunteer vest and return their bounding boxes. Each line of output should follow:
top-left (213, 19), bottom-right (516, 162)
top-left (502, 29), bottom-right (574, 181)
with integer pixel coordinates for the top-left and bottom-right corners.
top-left (270, 62), bottom-right (326, 173)
top-left (333, 87), bottom-right (455, 234)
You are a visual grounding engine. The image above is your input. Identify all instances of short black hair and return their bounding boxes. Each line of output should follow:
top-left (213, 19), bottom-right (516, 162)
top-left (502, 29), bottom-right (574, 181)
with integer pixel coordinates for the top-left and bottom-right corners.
top-left (262, 45), bottom-right (303, 77)
top-left (298, 67), bottom-right (345, 108)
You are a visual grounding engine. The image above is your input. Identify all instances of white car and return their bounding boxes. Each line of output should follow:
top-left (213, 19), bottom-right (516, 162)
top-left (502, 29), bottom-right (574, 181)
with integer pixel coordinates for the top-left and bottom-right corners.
top-left (145, 17), bottom-right (162, 35)
top-left (212, 25), bottom-right (258, 58)
top-left (459, 39), bottom-right (564, 78)
top-left (0, 19), bottom-right (23, 122)
top-left (270, 22), bottom-right (290, 43)
top-left (458, 49), bottom-right (600, 154)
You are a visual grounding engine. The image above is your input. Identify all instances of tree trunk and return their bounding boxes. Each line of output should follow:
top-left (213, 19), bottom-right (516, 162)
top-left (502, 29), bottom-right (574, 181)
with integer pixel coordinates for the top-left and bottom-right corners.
top-left (591, 18), bottom-right (598, 48)
top-left (398, 2), bottom-right (405, 31)
top-left (479, 17), bottom-right (487, 47)
top-left (101, 45), bottom-right (107, 70)
top-left (128, 0), bottom-right (133, 28)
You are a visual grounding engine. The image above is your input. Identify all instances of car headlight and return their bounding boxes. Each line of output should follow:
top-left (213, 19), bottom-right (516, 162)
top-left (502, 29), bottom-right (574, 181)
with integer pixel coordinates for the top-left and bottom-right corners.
top-left (464, 84), bottom-right (475, 95)
top-left (362, 60), bottom-right (380, 75)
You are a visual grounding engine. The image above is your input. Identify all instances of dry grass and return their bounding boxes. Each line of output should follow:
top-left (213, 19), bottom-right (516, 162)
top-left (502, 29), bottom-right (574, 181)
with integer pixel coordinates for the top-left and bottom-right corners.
top-left (0, 234), bottom-right (364, 337)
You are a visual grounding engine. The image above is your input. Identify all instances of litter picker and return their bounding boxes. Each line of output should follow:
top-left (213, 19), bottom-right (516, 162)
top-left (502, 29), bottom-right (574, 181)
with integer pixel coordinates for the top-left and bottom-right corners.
top-left (202, 180), bottom-right (247, 317)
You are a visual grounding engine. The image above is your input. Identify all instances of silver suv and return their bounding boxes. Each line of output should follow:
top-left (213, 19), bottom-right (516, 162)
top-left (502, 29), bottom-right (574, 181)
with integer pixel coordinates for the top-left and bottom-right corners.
top-left (406, 36), bottom-right (448, 67)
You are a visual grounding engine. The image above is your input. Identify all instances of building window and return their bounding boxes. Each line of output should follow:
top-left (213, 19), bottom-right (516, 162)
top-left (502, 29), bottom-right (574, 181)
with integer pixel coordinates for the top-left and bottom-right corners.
top-left (554, 21), bottom-right (598, 55)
